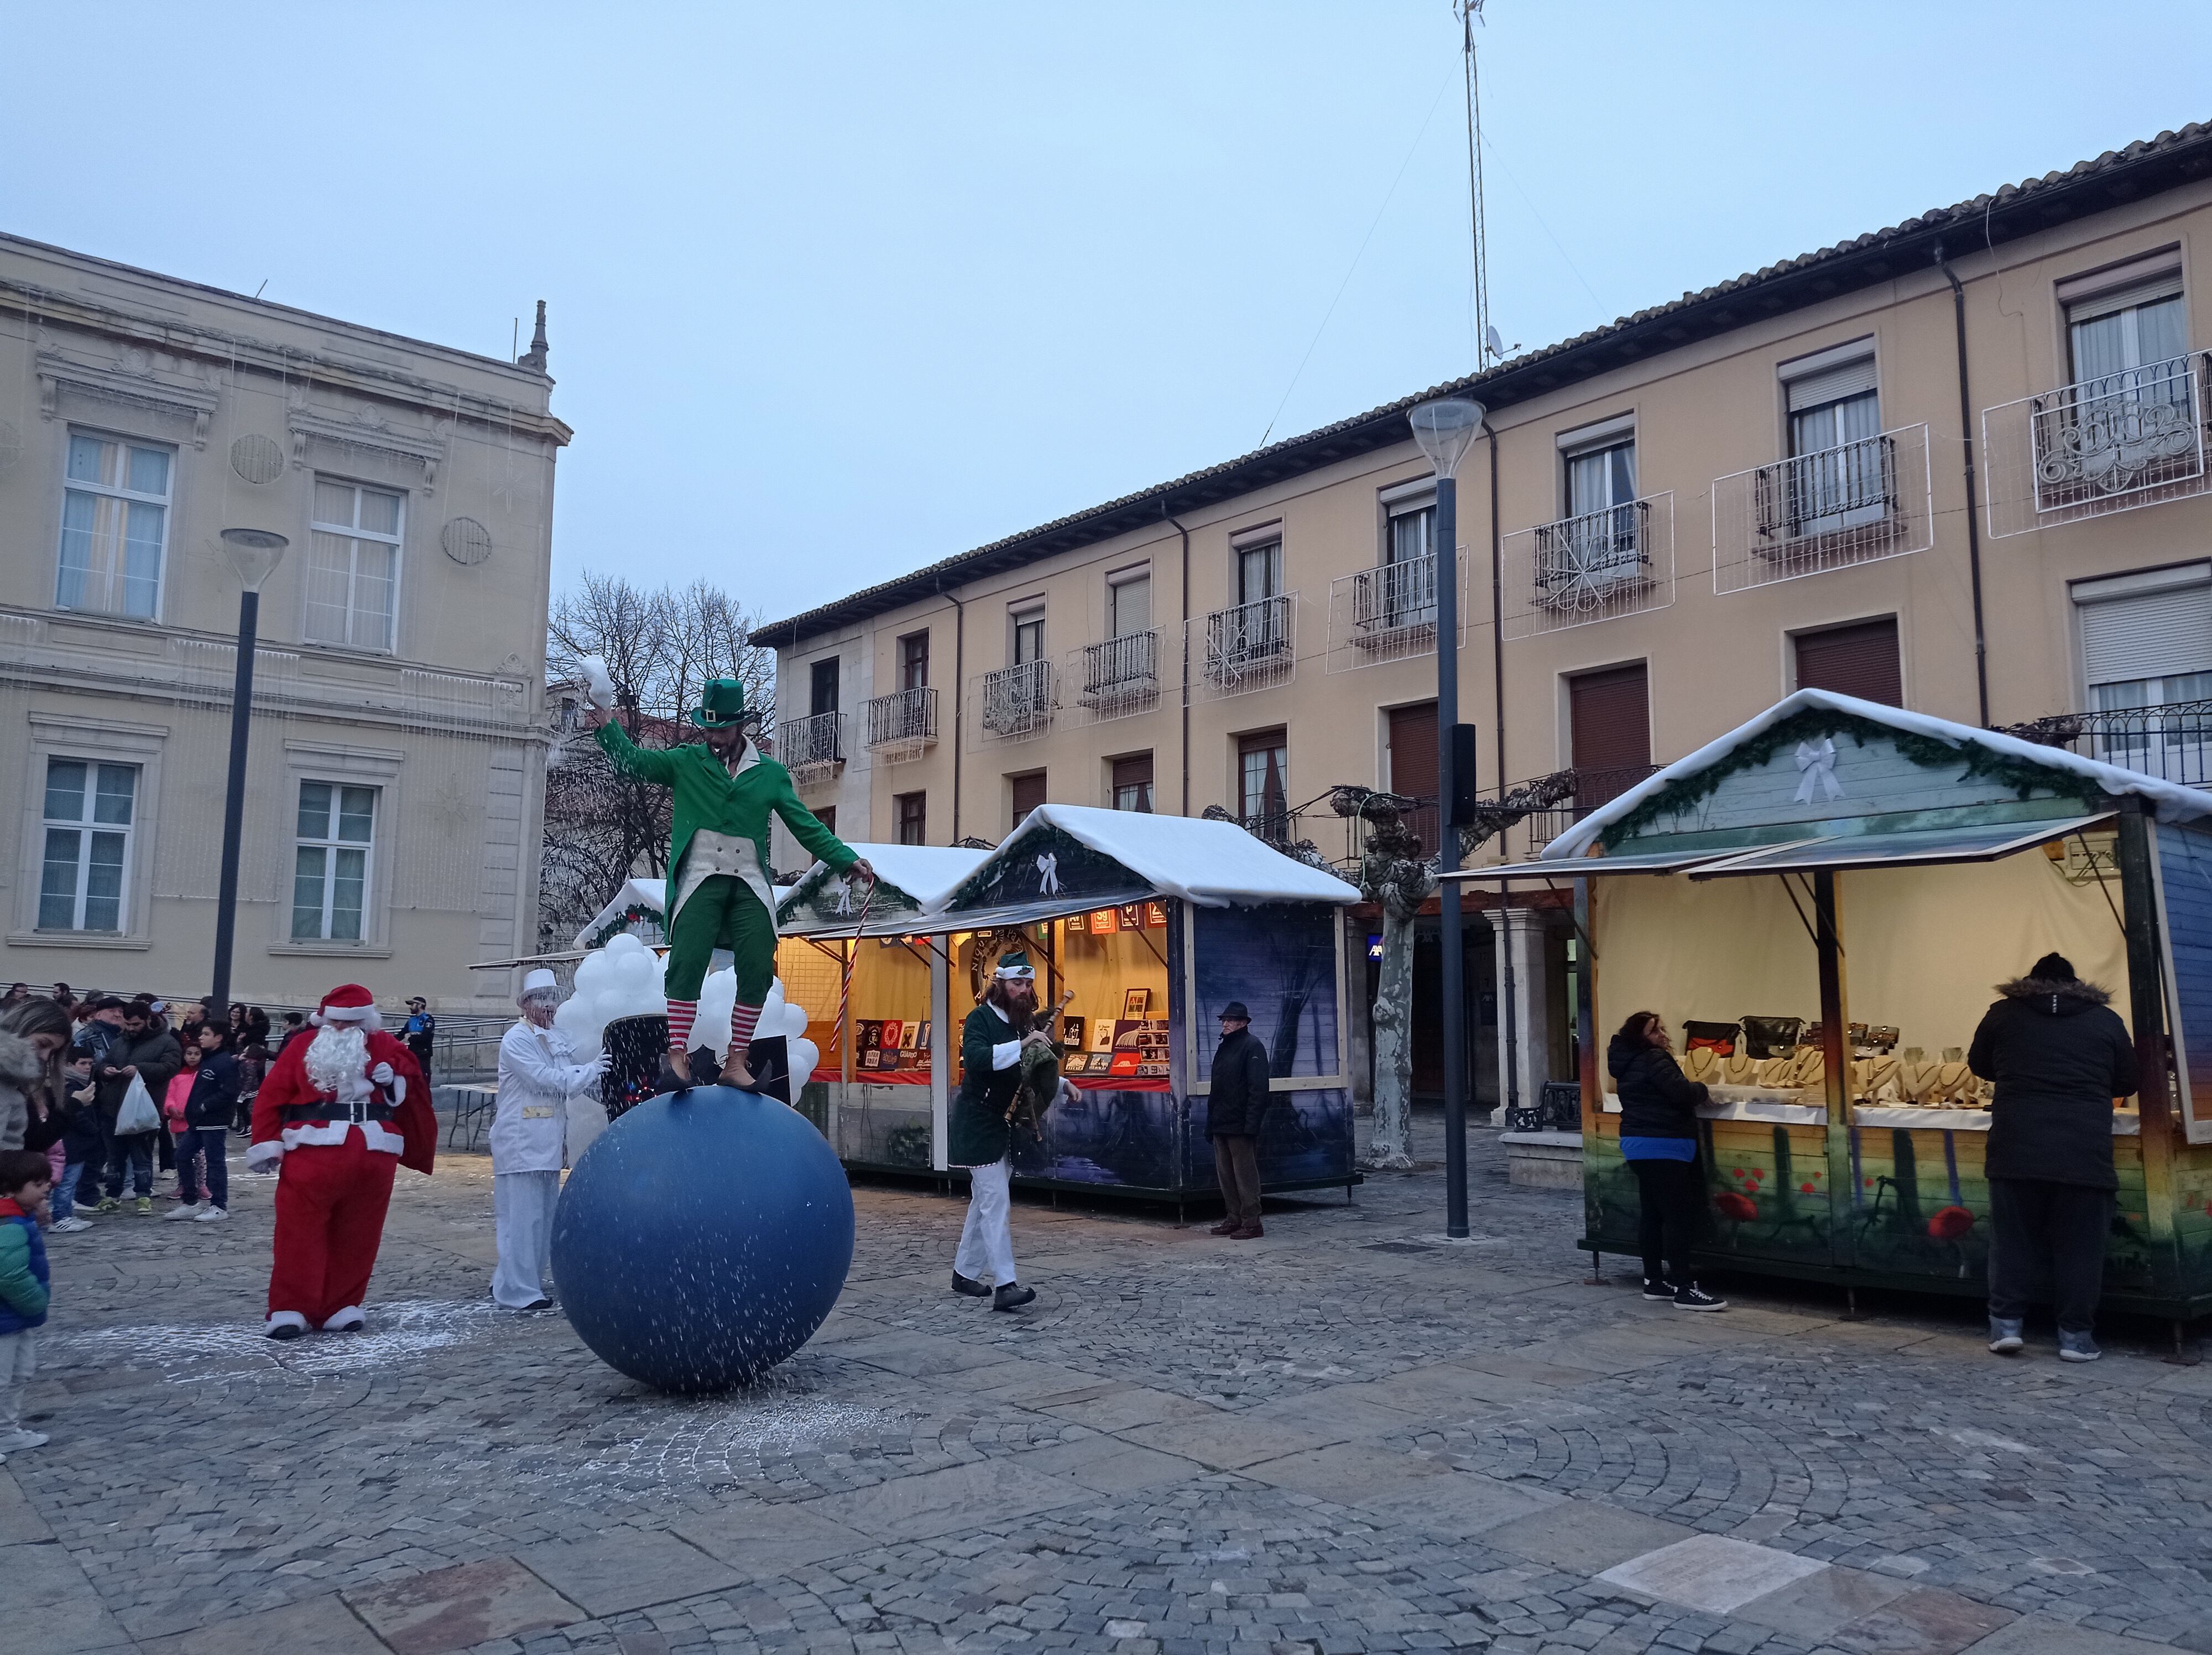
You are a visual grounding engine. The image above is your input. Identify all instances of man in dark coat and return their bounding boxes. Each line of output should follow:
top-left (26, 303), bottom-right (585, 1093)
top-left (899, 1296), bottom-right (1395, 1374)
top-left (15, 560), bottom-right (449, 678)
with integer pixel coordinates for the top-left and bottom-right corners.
top-left (1206, 1002), bottom-right (1272, 1239)
top-left (93, 1001), bottom-right (182, 1214)
top-left (1969, 951), bottom-right (2139, 1362)
top-left (947, 950), bottom-right (1050, 1311)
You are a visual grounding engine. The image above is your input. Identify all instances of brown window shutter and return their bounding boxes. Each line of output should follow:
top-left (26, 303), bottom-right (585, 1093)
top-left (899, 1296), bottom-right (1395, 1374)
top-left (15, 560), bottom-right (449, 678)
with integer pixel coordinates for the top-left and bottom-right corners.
top-left (1794, 618), bottom-right (1901, 706)
top-left (1385, 701), bottom-right (1440, 856)
top-left (1010, 772), bottom-right (1047, 826)
top-left (1569, 664), bottom-right (1651, 810)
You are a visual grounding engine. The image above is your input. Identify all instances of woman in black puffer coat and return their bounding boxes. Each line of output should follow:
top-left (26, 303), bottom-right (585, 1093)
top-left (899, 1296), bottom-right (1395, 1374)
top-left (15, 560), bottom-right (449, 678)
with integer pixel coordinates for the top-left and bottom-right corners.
top-left (1607, 1010), bottom-right (1726, 1311)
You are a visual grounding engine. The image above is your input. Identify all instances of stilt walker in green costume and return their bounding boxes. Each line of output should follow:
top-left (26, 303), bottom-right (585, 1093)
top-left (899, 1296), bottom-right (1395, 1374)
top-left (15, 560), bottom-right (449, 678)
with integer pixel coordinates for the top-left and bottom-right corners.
top-left (588, 678), bottom-right (872, 1086)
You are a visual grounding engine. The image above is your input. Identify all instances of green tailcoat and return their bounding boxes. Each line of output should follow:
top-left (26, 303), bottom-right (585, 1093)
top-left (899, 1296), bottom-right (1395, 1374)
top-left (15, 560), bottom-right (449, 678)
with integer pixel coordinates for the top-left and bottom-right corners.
top-left (594, 720), bottom-right (856, 926)
top-left (948, 1001), bottom-right (1025, 1167)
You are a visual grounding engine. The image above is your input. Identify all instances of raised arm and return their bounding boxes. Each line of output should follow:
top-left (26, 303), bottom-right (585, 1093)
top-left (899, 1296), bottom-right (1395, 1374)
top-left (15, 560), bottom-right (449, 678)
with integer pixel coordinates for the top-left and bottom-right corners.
top-left (772, 768), bottom-right (859, 875)
top-left (593, 715), bottom-right (680, 787)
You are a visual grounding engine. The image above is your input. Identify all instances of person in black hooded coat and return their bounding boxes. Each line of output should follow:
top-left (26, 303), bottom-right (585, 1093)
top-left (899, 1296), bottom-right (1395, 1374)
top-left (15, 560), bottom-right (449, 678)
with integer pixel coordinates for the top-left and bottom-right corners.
top-left (1606, 1010), bottom-right (1726, 1311)
top-left (1968, 951), bottom-right (2137, 1362)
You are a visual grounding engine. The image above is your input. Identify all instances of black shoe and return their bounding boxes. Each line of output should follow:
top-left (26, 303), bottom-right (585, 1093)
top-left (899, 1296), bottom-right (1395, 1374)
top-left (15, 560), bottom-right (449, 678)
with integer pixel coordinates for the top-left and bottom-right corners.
top-left (1673, 1283), bottom-right (1729, 1312)
top-left (992, 1282), bottom-right (1037, 1312)
top-left (951, 1271), bottom-right (990, 1298)
top-left (1641, 1277), bottom-right (1676, 1301)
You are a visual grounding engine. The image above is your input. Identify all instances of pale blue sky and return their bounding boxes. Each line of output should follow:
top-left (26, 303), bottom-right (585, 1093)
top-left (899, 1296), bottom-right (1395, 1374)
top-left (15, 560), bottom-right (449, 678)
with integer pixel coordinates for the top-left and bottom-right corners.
top-left (6, 3), bottom-right (2210, 622)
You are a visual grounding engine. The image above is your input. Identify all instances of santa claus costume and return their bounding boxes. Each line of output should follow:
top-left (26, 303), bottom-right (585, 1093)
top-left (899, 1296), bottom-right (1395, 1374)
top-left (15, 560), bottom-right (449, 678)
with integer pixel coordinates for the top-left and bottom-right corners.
top-left (248, 985), bottom-right (435, 1339)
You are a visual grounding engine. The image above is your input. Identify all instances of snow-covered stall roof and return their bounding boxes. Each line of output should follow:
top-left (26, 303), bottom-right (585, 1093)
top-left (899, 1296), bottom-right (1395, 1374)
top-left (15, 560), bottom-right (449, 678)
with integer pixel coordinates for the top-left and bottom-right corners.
top-left (575, 875), bottom-right (796, 950)
top-left (947, 804), bottom-right (1359, 913)
top-left (573, 878), bottom-right (667, 950)
top-left (1543, 689), bottom-right (2212, 862)
top-left (777, 843), bottom-right (992, 936)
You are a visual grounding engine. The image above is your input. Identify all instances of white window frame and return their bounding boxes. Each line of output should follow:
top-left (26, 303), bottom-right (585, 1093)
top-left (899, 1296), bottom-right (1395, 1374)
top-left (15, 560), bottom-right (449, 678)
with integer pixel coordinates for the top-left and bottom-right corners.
top-left (35, 757), bottom-right (138, 934)
top-left (306, 476), bottom-right (406, 654)
top-left (9, 714), bottom-right (166, 950)
top-left (271, 740), bottom-right (403, 956)
top-left (56, 426), bottom-right (174, 622)
top-left (290, 778), bottom-right (379, 944)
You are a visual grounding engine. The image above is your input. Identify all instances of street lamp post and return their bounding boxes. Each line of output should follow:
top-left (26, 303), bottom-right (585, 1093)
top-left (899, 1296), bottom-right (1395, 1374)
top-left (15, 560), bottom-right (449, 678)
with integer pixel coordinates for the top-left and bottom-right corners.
top-left (1408, 398), bottom-right (1484, 1240)
top-left (210, 529), bottom-right (288, 1018)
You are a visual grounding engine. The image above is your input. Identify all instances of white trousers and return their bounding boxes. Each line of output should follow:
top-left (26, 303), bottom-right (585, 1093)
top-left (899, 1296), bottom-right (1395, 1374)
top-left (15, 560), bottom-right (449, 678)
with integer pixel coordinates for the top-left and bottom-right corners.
top-left (492, 1170), bottom-right (561, 1308)
top-left (953, 1157), bottom-right (1018, 1286)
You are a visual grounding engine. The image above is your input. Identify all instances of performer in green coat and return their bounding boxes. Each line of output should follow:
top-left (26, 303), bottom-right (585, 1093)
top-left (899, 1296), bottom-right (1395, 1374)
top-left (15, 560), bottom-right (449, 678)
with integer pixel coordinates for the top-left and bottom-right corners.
top-left (947, 950), bottom-right (1049, 1311)
top-left (590, 678), bottom-right (872, 1085)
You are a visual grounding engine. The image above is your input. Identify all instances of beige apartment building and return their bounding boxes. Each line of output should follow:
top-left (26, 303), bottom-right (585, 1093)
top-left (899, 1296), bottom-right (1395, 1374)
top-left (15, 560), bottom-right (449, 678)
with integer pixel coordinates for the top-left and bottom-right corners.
top-left (0, 233), bottom-right (568, 1010)
top-left (762, 122), bottom-right (2212, 1112)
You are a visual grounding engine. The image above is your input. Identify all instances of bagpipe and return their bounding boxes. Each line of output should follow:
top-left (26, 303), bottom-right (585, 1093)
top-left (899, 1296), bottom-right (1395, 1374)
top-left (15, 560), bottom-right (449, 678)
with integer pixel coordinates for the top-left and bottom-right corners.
top-left (1005, 988), bottom-right (1077, 1141)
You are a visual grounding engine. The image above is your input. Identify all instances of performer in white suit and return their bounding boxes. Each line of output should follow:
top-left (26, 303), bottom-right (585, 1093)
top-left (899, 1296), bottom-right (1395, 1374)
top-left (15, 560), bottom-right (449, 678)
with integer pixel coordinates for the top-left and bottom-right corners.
top-left (491, 969), bottom-right (603, 1310)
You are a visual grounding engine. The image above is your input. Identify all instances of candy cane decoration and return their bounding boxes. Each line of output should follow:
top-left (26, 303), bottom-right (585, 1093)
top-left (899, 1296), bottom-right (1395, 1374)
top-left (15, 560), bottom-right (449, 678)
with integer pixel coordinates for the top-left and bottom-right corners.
top-left (830, 872), bottom-right (877, 1068)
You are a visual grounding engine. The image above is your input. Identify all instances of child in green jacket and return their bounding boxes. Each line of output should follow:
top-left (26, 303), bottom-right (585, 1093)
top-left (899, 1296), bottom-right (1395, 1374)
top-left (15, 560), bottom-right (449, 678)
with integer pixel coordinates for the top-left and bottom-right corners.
top-left (0, 1147), bottom-right (54, 1458)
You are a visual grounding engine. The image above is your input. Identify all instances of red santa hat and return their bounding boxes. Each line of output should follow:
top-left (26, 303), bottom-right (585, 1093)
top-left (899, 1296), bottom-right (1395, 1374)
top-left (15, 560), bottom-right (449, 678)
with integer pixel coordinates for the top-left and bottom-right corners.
top-left (311, 983), bottom-right (380, 1026)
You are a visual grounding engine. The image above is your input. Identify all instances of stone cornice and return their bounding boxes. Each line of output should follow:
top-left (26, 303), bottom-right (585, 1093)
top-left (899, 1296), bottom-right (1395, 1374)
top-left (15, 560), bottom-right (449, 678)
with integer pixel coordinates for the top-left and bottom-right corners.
top-left (3, 281), bottom-right (572, 447)
top-left (36, 348), bottom-right (220, 447)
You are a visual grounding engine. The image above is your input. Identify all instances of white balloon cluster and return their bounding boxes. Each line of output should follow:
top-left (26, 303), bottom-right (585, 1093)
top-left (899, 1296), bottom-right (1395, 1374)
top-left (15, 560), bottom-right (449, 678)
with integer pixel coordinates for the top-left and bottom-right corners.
top-left (552, 932), bottom-right (822, 1085)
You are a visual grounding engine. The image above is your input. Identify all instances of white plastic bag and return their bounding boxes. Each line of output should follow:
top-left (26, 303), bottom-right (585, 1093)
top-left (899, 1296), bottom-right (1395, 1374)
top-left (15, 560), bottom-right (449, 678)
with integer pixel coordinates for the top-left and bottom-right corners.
top-left (114, 1073), bottom-right (161, 1136)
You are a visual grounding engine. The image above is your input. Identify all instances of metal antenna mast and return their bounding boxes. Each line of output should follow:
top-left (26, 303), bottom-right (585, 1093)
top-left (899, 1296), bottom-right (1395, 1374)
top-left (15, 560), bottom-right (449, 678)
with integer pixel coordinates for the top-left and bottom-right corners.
top-left (1459, 0), bottom-right (1490, 369)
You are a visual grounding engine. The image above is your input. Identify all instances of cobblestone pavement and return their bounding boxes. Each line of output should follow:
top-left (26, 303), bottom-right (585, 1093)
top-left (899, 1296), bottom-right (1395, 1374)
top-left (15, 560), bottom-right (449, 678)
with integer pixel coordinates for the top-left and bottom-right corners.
top-left (8, 1114), bottom-right (2211, 1654)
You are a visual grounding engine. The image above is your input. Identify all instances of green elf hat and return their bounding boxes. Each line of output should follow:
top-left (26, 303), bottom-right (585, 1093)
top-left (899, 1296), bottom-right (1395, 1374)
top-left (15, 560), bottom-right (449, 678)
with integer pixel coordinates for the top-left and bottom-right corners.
top-left (687, 677), bottom-right (748, 728)
top-left (994, 950), bottom-right (1035, 980)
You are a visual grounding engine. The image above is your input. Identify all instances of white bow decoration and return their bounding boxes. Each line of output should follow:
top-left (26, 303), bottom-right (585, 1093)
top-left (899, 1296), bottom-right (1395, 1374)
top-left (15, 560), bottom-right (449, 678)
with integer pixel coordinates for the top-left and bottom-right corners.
top-left (831, 878), bottom-right (852, 915)
top-left (1036, 852), bottom-right (1060, 895)
top-left (1793, 738), bottom-right (1843, 804)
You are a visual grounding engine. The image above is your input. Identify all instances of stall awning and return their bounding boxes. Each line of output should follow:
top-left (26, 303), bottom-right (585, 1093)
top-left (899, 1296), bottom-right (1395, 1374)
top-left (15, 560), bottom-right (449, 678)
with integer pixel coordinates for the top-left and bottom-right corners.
top-left (1686, 814), bottom-right (2114, 878)
top-left (1443, 841), bottom-right (1832, 881)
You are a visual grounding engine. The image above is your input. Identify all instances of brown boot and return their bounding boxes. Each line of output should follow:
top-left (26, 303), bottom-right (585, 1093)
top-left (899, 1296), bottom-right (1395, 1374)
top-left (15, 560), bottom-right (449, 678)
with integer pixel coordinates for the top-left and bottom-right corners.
top-left (1233, 1221), bottom-right (1265, 1240)
top-left (1208, 1218), bottom-right (1239, 1235)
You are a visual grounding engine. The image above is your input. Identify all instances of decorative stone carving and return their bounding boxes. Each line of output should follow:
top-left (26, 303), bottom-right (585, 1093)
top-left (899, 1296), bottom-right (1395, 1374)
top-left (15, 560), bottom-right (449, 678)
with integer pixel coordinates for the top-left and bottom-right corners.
top-left (286, 405), bottom-right (448, 496)
top-left (35, 350), bottom-right (218, 448)
top-left (229, 433), bottom-right (285, 485)
top-left (441, 517), bottom-right (492, 566)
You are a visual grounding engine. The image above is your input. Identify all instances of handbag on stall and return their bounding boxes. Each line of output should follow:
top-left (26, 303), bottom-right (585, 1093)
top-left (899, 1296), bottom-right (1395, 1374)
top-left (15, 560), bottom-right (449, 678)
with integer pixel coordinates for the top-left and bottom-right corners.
top-left (1683, 1021), bottom-right (1740, 1055)
top-left (1740, 1016), bottom-right (1804, 1059)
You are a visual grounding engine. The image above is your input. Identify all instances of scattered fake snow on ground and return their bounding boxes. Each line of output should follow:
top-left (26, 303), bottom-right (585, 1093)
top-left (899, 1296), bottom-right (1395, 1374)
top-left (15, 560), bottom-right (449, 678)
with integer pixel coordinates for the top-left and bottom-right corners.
top-left (45, 1298), bottom-right (509, 1381)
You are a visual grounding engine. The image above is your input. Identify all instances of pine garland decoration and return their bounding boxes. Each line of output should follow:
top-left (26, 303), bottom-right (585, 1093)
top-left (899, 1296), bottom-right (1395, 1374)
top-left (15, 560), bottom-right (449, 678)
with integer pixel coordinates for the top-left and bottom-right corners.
top-left (1598, 708), bottom-right (2100, 849)
top-left (587, 902), bottom-right (665, 950)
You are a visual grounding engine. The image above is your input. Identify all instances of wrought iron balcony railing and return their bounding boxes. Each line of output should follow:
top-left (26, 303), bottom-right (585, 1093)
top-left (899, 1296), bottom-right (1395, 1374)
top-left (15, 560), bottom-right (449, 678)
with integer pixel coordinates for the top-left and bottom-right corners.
top-left (1352, 554), bottom-right (1437, 641)
top-left (1077, 629), bottom-right (1159, 714)
top-left (778, 711), bottom-right (844, 774)
top-left (1714, 428), bottom-right (1930, 593)
top-left (1534, 501), bottom-right (1650, 609)
top-left (1513, 763), bottom-right (1660, 857)
top-left (863, 685), bottom-right (936, 748)
top-left (1985, 356), bottom-right (2212, 538)
top-left (1756, 430), bottom-right (1898, 543)
top-left (2001, 699), bottom-right (2212, 789)
top-left (979, 658), bottom-right (1055, 740)
top-left (1201, 594), bottom-right (1296, 692)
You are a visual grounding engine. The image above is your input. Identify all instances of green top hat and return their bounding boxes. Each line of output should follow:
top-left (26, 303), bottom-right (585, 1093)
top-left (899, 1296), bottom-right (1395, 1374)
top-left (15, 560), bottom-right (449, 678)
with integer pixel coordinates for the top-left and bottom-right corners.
top-left (687, 678), bottom-right (749, 728)
top-left (994, 950), bottom-right (1035, 980)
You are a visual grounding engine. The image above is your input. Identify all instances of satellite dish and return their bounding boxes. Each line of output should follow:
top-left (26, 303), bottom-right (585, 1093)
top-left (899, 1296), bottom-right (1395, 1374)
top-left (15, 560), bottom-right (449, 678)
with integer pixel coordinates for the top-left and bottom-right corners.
top-left (1485, 324), bottom-right (1519, 361)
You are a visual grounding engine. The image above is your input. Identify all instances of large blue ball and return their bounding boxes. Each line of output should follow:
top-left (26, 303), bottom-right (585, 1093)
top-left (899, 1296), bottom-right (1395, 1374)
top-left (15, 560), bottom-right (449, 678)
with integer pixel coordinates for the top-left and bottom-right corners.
top-left (551, 1085), bottom-right (854, 1392)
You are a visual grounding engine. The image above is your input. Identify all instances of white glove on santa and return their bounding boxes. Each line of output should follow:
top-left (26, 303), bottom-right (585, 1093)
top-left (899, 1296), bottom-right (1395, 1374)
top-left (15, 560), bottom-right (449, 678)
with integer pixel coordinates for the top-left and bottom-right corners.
top-left (246, 1139), bottom-right (284, 1172)
top-left (371, 1061), bottom-right (395, 1086)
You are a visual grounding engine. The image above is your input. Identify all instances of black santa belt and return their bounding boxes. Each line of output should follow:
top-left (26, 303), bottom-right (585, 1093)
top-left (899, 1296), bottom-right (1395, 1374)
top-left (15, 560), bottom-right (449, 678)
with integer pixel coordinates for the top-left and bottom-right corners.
top-left (281, 1097), bottom-right (398, 1125)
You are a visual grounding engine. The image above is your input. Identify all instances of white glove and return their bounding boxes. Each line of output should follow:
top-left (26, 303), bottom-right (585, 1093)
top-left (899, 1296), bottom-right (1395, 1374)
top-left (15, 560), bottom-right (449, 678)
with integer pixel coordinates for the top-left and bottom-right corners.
top-left (246, 1139), bottom-right (284, 1172)
top-left (371, 1062), bottom-right (395, 1086)
top-left (575, 1054), bottom-right (608, 1086)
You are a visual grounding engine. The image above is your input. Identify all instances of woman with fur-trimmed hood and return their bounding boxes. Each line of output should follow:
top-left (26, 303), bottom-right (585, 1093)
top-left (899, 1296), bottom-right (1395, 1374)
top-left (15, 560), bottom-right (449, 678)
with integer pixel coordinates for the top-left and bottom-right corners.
top-left (1968, 951), bottom-right (2138, 1364)
top-left (0, 1000), bottom-right (73, 1153)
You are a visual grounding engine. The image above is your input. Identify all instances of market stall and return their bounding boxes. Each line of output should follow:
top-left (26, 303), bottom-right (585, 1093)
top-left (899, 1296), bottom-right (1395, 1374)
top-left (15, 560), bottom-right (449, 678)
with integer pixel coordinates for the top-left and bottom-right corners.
top-left (775, 844), bottom-right (989, 1162)
top-left (780, 805), bottom-right (1363, 1206)
top-left (1451, 689), bottom-right (2212, 1323)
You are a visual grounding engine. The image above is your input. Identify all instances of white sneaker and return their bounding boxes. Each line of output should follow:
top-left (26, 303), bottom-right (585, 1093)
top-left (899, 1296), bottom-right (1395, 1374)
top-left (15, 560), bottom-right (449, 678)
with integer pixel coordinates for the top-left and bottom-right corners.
top-left (0, 1428), bottom-right (48, 1451)
top-left (162, 1201), bottom-right (206, 1222)
top-left (50, 1216), bottom-right (92, 1233)
top-left (193, 1206), bottom-right (229, 1222)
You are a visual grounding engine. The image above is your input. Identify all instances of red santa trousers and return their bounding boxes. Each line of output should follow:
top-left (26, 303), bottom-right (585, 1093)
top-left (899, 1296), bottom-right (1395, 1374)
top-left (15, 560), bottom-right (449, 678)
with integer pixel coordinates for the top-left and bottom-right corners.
top-left (267, 1128), bottom-right (399, 1323)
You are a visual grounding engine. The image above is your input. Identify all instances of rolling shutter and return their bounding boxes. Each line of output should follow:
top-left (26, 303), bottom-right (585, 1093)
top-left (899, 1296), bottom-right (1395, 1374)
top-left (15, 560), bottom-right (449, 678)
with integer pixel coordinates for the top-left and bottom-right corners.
top-left (2079, 581), bottom-right (2212, 687)
top-left (1795, 618), bottom-right (1902, 706)
top-left (1785, 355), bottom-right (1877, 413)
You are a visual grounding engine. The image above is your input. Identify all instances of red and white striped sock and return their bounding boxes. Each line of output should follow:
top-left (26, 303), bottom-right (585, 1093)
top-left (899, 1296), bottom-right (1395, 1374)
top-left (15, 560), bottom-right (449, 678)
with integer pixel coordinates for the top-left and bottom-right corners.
top-left (665, 1000), bottom-right (698, 1052)
top-left (729, 1001), bottom-right (763, 1057)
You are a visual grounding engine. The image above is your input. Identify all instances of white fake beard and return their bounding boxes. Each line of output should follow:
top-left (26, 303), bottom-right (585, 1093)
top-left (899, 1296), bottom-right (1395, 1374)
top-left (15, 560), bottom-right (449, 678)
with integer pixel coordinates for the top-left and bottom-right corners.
top-left (305, 1023), bottom-right (369, 1095)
